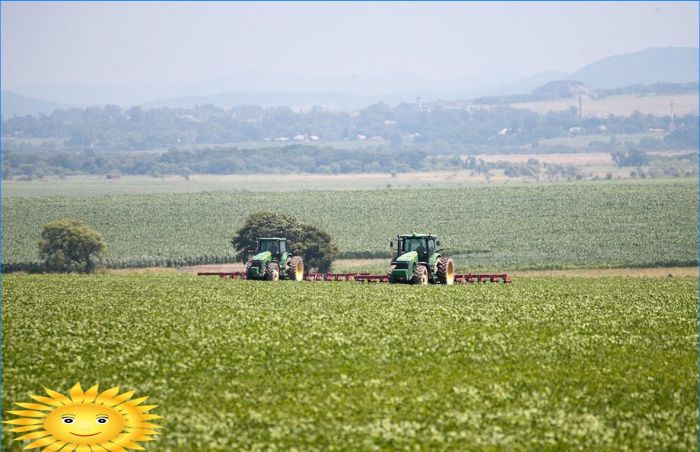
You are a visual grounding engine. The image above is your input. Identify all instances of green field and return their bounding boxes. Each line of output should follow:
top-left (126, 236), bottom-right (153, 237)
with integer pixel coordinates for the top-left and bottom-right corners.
top-left (2, 180), bottom-right (697, 271)
top-left (2, 274), bottom-right (696, 450)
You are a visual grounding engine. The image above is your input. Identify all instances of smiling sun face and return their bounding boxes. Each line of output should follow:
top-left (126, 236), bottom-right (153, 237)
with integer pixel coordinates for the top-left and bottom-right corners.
top-left (4, 382), bottom-right (161, 451)
top-left (44, 403), bottom-right (126, 445)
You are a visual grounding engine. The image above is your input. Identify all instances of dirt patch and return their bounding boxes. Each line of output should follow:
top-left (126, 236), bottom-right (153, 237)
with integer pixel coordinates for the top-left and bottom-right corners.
top-left (179, 263), bottom-right (245, 274)
top-left (512, 267), bottom-right (698, 278)
top-left (109, 267), bottom-right (179, 274)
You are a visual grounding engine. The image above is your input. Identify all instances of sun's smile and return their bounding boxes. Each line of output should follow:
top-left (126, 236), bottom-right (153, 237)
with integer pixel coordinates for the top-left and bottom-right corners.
top-left (4, 382), bottom-right (162, 450)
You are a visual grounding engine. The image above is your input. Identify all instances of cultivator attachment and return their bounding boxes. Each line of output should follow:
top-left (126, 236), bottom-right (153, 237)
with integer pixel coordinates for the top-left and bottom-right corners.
top-left (197, 271), bottom-right (511, 284)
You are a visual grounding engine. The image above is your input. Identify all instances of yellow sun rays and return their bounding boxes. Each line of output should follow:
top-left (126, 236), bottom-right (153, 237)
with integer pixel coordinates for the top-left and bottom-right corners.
top-left (4, 382), bottom-right (162, 451)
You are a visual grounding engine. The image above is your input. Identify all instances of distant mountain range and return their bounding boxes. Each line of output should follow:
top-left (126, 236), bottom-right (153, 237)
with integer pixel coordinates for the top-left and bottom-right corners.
top-left (1, 91), bottom-right (74, 118)
top-left (569, 47), bottom-right (698, 89)
top-left (2, 47), bottom-right (697, 117)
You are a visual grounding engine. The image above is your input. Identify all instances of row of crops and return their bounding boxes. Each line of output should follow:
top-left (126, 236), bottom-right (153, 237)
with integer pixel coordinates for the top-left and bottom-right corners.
top-left (3, 274), bottom-right (697, 449)
top-left (2, 180), bottom-right (698, 271)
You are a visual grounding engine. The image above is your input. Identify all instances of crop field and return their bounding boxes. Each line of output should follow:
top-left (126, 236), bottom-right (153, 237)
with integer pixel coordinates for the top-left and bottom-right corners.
top-left (3, 180), bottom-right (697, 271)
top-left (510, 93), bottom-right (698, 117)
top-left (2, 274), bottom-right (697, 450)
top-left (2, 171), bottom-right (483, 198)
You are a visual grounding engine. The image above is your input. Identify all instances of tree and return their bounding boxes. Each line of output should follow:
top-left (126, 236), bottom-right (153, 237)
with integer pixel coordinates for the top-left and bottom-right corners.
top-left (39, 219), bottom-right (107, 273)
top-left (231, 212), bottom-right (338, 272)
top-left (611, 149), bottom-right (649, 167)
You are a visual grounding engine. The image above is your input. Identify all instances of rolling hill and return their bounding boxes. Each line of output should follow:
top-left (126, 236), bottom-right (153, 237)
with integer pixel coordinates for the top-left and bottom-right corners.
top-left (570, 47), bottom-right (698, 89)
top-left (1, 91), bottom-right (73, 118)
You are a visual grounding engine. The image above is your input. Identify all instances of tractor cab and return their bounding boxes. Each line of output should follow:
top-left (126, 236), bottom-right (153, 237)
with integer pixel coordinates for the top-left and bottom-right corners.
top-left (256, 237), bottom-right (287, 260)
top-left (396, 234), bottom-right (439, 263)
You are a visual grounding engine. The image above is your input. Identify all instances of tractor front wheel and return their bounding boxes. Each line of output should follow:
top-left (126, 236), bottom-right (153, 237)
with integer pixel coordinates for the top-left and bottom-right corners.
top-left (286, 256), bottom-right (304, 281)
top-left (412, 264), bottom-right (429, 285)
top-left (265, 262), bottom-right (280, 281)
top-left (437, 256), bottom-right (455, 285)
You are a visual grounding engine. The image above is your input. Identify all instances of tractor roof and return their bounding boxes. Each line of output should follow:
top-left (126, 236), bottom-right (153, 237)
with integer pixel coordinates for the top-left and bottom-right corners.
top-left (259, 237), bottom-right (287, 241)
top-left (398, 233), bottom-right (437, 238)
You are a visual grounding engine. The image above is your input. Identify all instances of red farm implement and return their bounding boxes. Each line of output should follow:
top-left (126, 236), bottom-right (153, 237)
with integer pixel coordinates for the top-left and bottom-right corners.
top-left (197, 271), bottom-right (511, 284)
top-left (203, 233), bottom-right (511, 285)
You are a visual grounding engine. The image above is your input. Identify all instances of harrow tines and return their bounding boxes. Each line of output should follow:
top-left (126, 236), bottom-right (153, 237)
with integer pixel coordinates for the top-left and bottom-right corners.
top-left (198, 271), bottom-right (511, 284)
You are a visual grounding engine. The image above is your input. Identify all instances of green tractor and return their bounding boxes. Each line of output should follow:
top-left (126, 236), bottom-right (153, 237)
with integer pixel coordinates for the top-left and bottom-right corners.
top-left (245, 237), bottom-right (304, 281)
top-left (388, 233), bottom-right (455, 285)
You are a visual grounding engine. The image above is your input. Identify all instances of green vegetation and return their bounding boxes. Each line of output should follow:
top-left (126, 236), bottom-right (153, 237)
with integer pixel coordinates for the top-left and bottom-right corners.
top-left (3, 100), bottom-right (697, 180)
top-left (474, 81), bottom-right (699, 105)
top-left (3, 180), bottom-right (697, 271)
top-left (3, 274), bottom-right (697, 450)
top-left (233, 212), bottom-right (338, 272)
top-left (39, 218), bottom-right (107, 273)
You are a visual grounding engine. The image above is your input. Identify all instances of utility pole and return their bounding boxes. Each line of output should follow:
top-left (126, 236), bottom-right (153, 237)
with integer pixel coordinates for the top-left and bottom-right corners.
top-left (578, 95), bottom-right (582, 121)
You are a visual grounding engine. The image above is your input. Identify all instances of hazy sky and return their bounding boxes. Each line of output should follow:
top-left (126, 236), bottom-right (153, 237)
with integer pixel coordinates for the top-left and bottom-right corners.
top-left (2, 2), bottom-right (698, 89)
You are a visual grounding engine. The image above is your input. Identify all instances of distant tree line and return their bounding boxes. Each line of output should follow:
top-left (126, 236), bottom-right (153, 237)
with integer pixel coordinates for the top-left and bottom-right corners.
top-left (4, 101), bottom-right (696, 154)
top-left (594, 82), bottom-right (699, 99)
top-left (3, 120), bottom-right (697, 180)
top-left (3, 98), bottom-right (697, 179)
top-left (2, 145), bottom-right (428, 179)
top-left (473, 81), bottom-right (698, 105)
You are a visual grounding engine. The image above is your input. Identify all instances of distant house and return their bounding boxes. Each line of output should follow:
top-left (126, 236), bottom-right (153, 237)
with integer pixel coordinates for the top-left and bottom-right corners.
top-left (106, 173), bottom-right (122, 180)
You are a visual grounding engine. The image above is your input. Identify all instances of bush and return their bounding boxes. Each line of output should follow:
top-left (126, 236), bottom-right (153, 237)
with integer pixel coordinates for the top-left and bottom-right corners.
top-left (611, 149), bottom-right (650, 167)
top-left (232, 212), bottom-right (338, 272)
top-left (39, 219), bottom-right (107, 273)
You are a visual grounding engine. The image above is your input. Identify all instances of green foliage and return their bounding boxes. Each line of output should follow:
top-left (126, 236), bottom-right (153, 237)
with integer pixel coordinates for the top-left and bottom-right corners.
top-left (2, 181), bottom-right (697, 271)
top-left (3, 101), bottom-right (697, 179)
top-left (232, 211), bottom-right (338, 272)
top-left (38, 218), bottom-right (106, 273)
top-left (2, 274), bottom-right (697, 449)
top-left (475, 81), bottom-right (699, 104)
top-left (611, 149), bottom-right (650, 167)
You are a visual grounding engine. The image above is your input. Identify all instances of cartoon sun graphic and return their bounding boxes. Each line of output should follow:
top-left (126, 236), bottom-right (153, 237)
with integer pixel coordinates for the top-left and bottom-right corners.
top-left (4, 382), bottom-right (161, 451)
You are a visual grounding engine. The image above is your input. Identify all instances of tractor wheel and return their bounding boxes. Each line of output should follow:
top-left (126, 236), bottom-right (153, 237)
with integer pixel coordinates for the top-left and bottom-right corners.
top-left (244, 258), bottom-right (253, 279)
top-left (388, 264), bottom-right (397, 284)
top-left (437, 256), bottom-right (455, 285)
top-left (286, 256), bottom-right (304, 281)
top-left (265, 262), bottom-right (280, 281)
top-left (411, 264), bottom-right (429, 285)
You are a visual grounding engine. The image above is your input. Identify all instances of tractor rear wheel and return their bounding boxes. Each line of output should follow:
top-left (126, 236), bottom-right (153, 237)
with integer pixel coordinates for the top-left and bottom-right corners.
top-left (286, 256), bottom-right (304, 281)
top-left (437, 256), bottom-right (455, 285)
top-left (411, 264), bottom-right (429, 285)
top-left (244, 258), bottom-right (253, 279)
top-left (265, 262), bottom-right (280, 281)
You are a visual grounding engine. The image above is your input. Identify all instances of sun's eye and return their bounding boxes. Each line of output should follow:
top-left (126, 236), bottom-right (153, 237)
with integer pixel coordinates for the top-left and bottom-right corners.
top-left (96, 416), bottom-right (109, 424)
top-left (62, 417), bottom-right (75, 424)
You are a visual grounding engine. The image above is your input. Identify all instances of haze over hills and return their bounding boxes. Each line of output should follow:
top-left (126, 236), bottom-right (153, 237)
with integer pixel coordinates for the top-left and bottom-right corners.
top-left (0, 91), bottom-right (73, 118)
top-left (2, 47), bottom-right (697, 117)
top-left (570, 47), bottom-right (699, 89)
